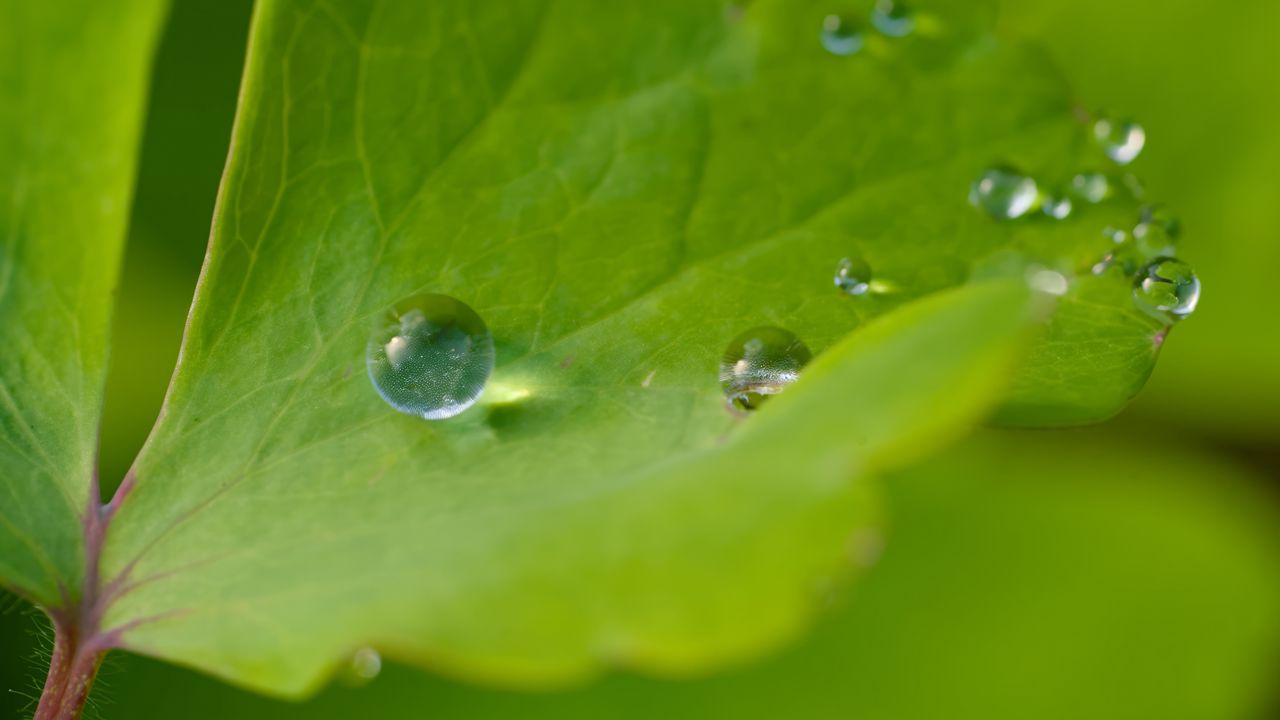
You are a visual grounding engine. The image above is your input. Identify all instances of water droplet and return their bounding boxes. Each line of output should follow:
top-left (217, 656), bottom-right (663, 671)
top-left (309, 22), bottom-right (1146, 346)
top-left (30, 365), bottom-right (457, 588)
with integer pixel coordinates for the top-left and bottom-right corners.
top-left (1093, 116), bottom-right (1146, 165)
top-left (821, 14), bottom-right (864, 55)
top-left (870, 0), bottom-right (915, 37)
top-left (1103, 225), bottom-right (1128, 245)
top-left (1070, 172), bottom-right (1112, 204)
top-left (834, 256), bottom-right (872, 296)
top-left (969, 167), bottom-right (1039, 219)
top-left (719, 327), bottom-right (812, 411)
top-left (1091, 251), bottom-right (1118, 276)
top-left (1133, 257), bottom-right (1200, 323)
top-left (1041, 194), bottom-right (1073, 220)
top-left (367, 294), bottom-right (495, 420)
top-left (1027, 268), bottom-right (1069, 296)
top-left (1132, 204), bottom-right (1181, 258)
top-left (340, 647), bottom-right (382, 686)
top-left (641, 369), bottom-right (657, 388)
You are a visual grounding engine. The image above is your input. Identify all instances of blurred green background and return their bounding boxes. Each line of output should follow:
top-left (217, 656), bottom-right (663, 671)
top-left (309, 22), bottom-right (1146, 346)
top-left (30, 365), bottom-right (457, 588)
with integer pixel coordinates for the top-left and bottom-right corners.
top-left (3, 0), bottom-right (1279, 717)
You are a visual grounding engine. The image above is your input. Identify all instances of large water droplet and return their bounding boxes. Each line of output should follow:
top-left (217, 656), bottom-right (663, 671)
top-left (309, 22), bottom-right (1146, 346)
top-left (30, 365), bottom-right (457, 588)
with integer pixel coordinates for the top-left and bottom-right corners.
top-left (367, 294), bottom-right (495, 420)
top-left (870, 0), bottom-right (915, 37)
top-left (834, 256), bottom-right (872, 296)
top-left (1070, 172), bottom-right (1112, 203)
top-left (1093, 116), bottom-right (1146, 165)
top-left (969, 167), bottom-right (1039, 219)
top-left (719, 326), bottom-right (811, 411)
top-left (1132, 204), bottom-right (1181, 258)
top-left (821, 14), bottom-right (864, 55)
top-left (1133, 257), bottom-right (1200, 323)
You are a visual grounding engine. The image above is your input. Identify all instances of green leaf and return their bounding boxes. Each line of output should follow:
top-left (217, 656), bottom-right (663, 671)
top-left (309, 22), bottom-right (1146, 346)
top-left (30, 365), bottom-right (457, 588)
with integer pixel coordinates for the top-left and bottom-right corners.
top-left (1004, 0), bottom-right (1280, 438)
top-left (103, 265), bottom-right (1032, 695)
top-left (94, 0), bottom-right (1152, 696)
top-left (0, 1), bottom-right (167, 605)
top-left (93, 429), bottom-right (1280, 719)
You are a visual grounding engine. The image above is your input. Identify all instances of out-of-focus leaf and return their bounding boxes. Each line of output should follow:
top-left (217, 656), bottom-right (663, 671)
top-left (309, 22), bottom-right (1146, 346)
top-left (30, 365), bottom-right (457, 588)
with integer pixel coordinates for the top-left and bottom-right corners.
top-left (94, 429), bottom-right (1280, 720)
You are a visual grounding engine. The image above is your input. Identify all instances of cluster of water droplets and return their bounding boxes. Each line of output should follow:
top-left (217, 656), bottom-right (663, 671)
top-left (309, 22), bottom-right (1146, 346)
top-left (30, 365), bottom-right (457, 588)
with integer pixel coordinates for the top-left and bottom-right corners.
top-left (966, 111), bottom-right (1200, 326)
top-left (822, 0), bottom-right (916, 56)
top-left (362, 48), bottom-right (1193, 421)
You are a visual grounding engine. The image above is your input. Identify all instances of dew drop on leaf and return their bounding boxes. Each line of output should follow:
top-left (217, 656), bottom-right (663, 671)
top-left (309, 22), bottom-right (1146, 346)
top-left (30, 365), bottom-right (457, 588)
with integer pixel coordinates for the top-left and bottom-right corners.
top-left (1070, 171), bottom-right (1113, 204)
top-left (870, 0), bottom-right (915, 37)
top-left (367, 293), bottom-right (495, 420)
top-left (821, 14), bottom-right (864, 56)
top-left (1041, 194), bottom-right (1073, 220)
top-left (969, 167), bottom-right (1039, 219)
top-left (834, 256), bottom-right (873, 296)
top-left (1093, 115), bottom-right (1146, 165)
top-left (340, 647), bottom-right (382, 686)
top-left (1133, 257), bottom-right (1200, 323)
top-left (719, 326), bottom-right (812, 411)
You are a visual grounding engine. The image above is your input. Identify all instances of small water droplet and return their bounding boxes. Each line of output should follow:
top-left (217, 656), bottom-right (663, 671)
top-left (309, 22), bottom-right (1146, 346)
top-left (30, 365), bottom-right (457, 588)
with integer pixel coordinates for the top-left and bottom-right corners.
top-left (1070, 172), bottom-right (1112, 203)
top-left (367, 294), bottom-right (496, 420)
top-left (1091, 251), bottom-right (1118, 276)
top-left (1133, 257), bottom-right (1200, 323)
top-left (1132, 204), bottom-right (1181, 258)
top-left (1093, 116), bottom-right (1146, 165)
top-left (719, 327), bottom-right (811, 411)
top-left (1041, 194), bottom-right (1073, 220)
top-left (340, 647), bottom-right (382, 686)
top-left (870, 0), bottom-right (915, 37)
top-left (1103, 225), bottom-right (1127, 244)
top-left (834, 256), bottom-right (873, 296)
top-left (821, 14), bottom-right (864, 55)
top-left (969, 167), bottom-right (1039, 219)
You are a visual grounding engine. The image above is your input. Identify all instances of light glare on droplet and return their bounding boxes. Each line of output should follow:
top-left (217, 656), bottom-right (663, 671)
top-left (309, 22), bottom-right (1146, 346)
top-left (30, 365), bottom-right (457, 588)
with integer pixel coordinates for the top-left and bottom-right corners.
top-left (1028, 269), bottom-right (1070, 296)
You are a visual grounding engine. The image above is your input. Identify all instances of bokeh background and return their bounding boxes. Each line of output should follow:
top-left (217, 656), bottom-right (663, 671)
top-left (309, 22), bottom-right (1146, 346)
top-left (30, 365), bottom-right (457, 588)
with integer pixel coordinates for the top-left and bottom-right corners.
top-left (3, 0), bottom-right (1278, 717)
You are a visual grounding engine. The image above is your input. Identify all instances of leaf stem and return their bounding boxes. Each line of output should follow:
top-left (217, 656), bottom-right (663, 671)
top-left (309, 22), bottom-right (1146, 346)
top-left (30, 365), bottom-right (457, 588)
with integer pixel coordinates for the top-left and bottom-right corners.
top-left (33, 613), bottom-right (107, 720)
top-left (33, 471), bottom-right (131, 719)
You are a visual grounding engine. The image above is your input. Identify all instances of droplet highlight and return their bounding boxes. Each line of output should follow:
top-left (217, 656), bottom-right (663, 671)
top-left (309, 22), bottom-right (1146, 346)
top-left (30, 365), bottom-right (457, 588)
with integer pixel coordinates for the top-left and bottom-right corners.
top-left (1093, 116), bottom-right (1146, 165)
top-left (1041, 194), bottom-right (1073, 220)
top-left (1027, 268), bottom-right (1069, 296)
top-left (719, 326), bottom-right (812, 411)
top-left (834, 256), bottom-right (872, 296)
top-left (870, 0), bottom-right (915, 37)
top-left (969, 167), bottom-right (1039, 219)
top-left (821, 14), bottom-right (864, 55)
top-left (1133, 257), bottom-right (1200, 323)
top-left (367, 294), bottom-right (496, 420)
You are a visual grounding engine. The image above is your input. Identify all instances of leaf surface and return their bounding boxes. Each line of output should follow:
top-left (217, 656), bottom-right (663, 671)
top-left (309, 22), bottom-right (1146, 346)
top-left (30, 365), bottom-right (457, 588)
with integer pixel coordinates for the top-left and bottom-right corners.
top-left (101, 0), bottom-right (1157, 695)
top-left (0, 1), bottom-right (167, 605)
top-left (92, 429), bottom-right (1280, 719)
top-left (1004, 0), bottom-right (1280, 438)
